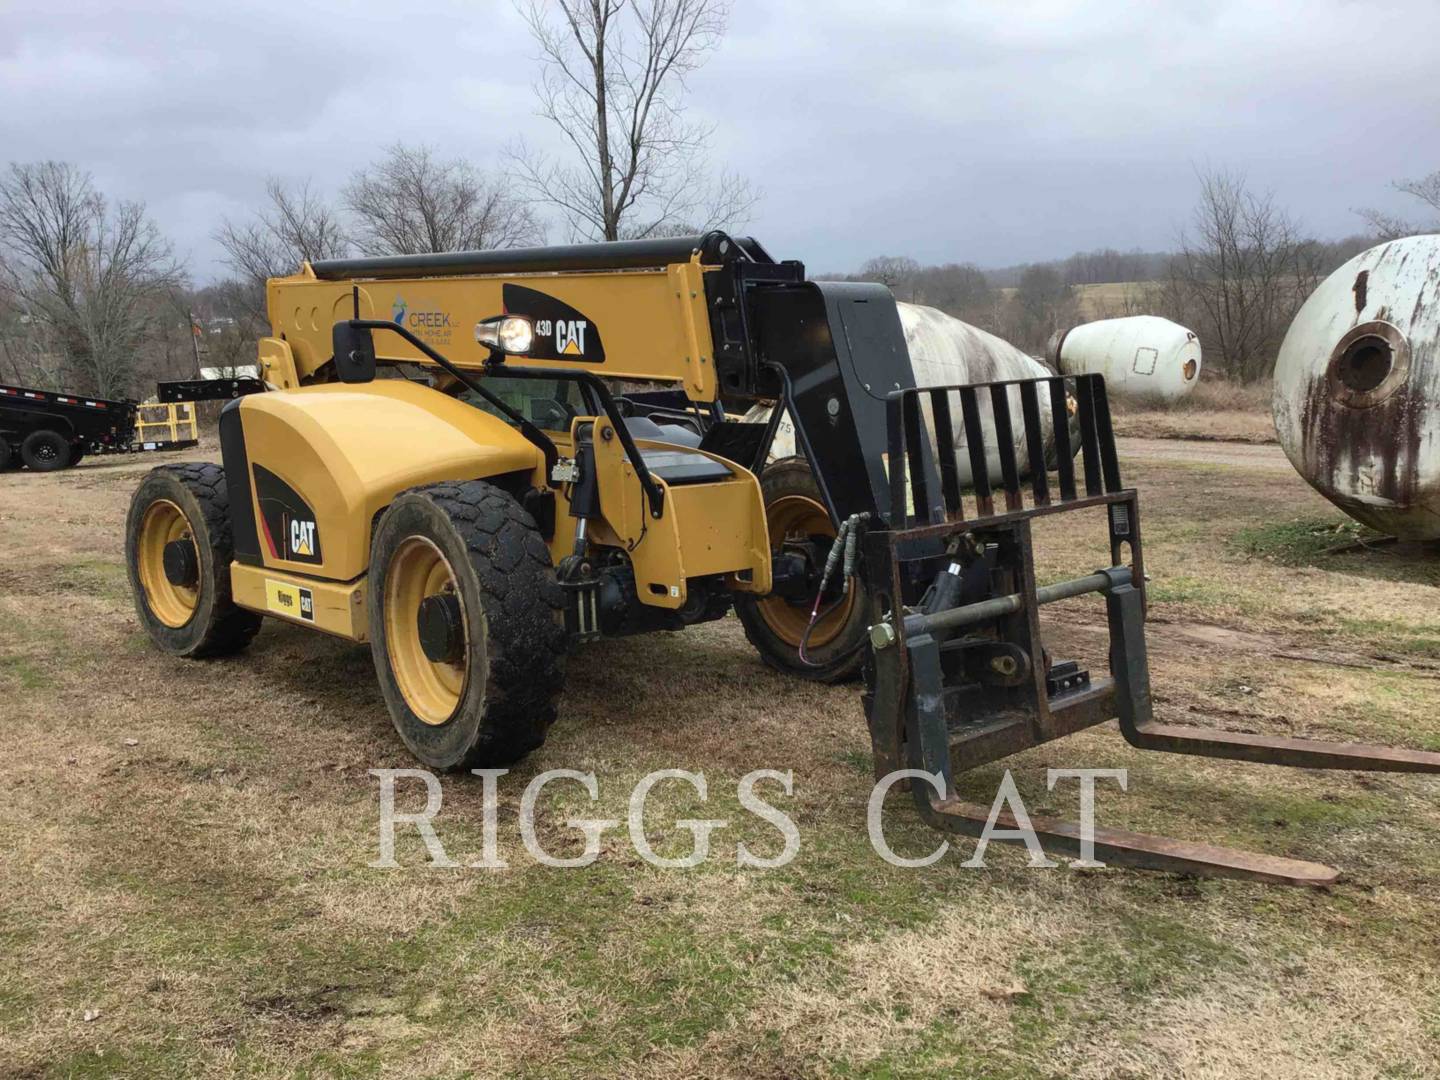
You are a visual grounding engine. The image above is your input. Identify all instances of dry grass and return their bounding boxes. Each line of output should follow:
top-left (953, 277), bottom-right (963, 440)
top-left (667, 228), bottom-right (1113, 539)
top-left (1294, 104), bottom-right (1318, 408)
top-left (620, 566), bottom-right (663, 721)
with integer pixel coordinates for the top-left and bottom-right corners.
top-left (994, 281), bottom-right (1155, 322)
top-left (1073, 281), bottom-right (1158, 321)
top-left (1162, 379), bottom-right (1271, 414)
top-left (1, 439), bottom-right (1438, 1077)
top-left (1111, 379), bottom-right (1275, 444)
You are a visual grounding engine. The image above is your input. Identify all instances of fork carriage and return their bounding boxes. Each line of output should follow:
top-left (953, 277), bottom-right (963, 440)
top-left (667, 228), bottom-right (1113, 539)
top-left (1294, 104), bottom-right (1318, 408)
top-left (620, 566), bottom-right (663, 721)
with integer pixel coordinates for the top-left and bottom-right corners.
top-left (858, 374), bottom-right (1440, 886)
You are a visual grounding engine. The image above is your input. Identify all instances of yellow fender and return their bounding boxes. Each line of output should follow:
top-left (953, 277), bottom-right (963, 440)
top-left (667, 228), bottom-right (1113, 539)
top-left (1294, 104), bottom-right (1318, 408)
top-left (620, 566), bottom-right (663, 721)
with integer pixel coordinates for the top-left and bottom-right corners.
top-left (232, 380), bottom-right (543, 582)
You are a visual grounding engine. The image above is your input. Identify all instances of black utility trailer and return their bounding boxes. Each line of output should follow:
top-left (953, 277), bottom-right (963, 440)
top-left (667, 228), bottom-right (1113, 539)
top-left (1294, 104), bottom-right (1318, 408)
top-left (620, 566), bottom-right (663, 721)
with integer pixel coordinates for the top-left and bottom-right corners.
top-left (0, 383), bottom-right (137, 471)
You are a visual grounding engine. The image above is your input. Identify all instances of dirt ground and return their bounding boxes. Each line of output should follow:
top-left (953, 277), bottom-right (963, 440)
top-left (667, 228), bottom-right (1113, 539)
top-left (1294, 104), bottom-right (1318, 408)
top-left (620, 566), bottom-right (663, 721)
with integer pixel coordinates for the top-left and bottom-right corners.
top-left (2, 439), bottom-right (1438, 1078)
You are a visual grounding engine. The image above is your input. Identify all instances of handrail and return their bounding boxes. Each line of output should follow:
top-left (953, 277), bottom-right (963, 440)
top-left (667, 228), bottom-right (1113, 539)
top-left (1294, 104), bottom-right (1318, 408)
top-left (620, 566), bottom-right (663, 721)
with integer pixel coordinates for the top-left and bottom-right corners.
top-left (494, 363), bottom-right (667, 520)
top-left (347, 319), bottom-right (559, 476)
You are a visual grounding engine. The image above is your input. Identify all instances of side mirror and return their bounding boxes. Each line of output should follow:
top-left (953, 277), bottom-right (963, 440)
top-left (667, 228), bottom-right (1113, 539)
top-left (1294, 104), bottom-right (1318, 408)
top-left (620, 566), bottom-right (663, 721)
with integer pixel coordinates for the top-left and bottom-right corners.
top-left (332, 321), bottom-right (376, 383)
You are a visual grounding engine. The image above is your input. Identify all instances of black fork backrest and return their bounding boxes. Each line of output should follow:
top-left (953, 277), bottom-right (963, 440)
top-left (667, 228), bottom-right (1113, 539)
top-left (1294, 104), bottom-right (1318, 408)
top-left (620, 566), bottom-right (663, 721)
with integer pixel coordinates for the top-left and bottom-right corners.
top-left (886, 373), bottom-right (1122, 528)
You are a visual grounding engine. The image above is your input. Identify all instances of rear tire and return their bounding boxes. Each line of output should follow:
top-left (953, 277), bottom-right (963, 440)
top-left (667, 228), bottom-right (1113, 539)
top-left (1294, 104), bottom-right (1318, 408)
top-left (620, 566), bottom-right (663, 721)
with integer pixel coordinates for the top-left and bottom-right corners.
top-left (126, 463), bottom-right (263, 658)
top-left (21, 429), bottom-right (70, 471)
top-left (735, 457), bottom-right (869, 683)
top-left (369, 480), bottom-right (568, 770)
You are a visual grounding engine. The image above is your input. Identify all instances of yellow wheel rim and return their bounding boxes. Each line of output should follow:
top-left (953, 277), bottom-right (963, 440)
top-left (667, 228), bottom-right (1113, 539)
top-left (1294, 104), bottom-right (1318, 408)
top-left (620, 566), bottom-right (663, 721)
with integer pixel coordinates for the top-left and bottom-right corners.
top-left (137, 499), bottom-right (199, 628)
top-left (758, 493), bottom-right (857, 649)
top-left (384, 537), bottom-right (468, 726)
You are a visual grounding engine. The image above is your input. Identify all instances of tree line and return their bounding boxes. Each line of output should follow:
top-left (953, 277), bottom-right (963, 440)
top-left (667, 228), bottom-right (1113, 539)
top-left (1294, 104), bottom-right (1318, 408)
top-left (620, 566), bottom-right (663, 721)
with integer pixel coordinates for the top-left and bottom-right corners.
top-left (0, 0), bottom-right (751, 399)
top-left (834, 165), bottom-right (1419, 381)
top-left (5, 151), bottom-right (1434, 399)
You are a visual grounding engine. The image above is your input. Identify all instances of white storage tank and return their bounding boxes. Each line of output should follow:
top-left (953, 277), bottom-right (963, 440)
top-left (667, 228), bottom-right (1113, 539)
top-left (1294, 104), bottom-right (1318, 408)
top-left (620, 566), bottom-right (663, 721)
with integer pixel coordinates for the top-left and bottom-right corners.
top-left (1273, 234), bottom-right (1440, 540)
top-left (750, 302), bottom-right (1062, 484)
top-left (1047, 315), bottom-right (1201, 402)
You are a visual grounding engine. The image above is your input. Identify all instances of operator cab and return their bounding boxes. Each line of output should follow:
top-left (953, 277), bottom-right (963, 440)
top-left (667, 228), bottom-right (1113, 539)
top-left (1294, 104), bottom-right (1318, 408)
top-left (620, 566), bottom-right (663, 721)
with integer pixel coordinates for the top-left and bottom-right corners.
top-left (444, 372), bottom-right (731, 485)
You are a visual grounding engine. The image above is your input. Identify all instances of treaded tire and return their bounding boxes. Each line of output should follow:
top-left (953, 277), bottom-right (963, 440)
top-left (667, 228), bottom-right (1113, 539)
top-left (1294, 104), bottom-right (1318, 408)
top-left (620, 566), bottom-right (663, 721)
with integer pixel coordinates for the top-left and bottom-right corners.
top-left (126, 462), bottom-right (263, 658)
top-left (369, 480), bottom-right (568, 770)
top-left (0, 435), bottom-right (11, 470)
top-left (735, 457), bottom-right (869, 684)
top-left (21, 429), bottom-right (70, 471)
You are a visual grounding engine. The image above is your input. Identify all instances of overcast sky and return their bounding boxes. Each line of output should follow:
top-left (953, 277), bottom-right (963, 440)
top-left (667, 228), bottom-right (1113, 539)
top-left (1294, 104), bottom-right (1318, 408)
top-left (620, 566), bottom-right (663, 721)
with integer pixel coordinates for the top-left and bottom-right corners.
top-left (3, 0), bottom-right (1437, 283)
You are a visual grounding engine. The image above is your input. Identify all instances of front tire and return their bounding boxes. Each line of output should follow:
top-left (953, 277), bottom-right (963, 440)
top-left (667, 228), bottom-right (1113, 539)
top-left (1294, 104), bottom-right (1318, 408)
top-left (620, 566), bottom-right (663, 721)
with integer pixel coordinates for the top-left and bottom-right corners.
top-left (126, 463), bottom-right (262, 657)
top-left (369, 481), bottom-right (567, 770)
top-left (21, 429), bottom-right (70, 471)
top-left (735, 457), bottom-right (869, 683)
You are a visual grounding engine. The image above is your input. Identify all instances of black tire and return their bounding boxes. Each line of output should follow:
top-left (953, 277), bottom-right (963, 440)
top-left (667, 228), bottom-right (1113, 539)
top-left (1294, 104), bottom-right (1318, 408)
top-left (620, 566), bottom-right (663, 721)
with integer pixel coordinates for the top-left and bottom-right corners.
top-left (735, 457), bottom-right (869, 683)
top-left (21, 429), bottom-right (71, 471)
top-left (0, 435), bottom-right (11, 471)
top-left (125, 462), bottom-right (263, 658)
top-left (369, 480), bottom-right (568, 770)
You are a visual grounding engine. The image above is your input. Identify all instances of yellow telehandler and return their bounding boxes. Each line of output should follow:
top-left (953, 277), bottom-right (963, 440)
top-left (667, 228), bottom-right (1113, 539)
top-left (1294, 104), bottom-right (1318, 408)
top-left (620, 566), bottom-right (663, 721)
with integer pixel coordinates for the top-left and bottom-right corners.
top-left (125, 233), bottom-right (1440, 884)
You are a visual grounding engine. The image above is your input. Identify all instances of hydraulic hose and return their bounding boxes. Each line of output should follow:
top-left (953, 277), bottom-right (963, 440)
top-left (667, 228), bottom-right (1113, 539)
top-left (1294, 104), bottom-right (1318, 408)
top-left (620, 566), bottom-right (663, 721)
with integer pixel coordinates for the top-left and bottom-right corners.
top-left (799, 512), bottom-right (869, 665)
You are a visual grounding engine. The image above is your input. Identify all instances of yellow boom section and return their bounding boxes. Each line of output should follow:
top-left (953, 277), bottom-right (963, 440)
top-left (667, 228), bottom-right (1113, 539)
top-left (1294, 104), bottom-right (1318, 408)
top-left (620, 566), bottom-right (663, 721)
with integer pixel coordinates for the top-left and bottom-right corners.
top-left (263, 255), bottom-right (717, 400)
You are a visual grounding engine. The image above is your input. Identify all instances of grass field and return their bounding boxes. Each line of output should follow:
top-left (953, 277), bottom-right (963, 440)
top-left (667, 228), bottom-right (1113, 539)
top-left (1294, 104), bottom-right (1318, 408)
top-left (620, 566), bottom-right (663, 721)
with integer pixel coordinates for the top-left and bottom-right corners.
top-left (2, 439), bottom-right (1438, 1078)
top-left (993, 281), bottom-right (1153, 323)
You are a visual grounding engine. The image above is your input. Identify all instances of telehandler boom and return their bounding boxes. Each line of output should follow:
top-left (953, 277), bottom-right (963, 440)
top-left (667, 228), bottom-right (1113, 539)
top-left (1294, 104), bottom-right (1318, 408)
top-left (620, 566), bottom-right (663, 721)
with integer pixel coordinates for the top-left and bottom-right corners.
top-left (126, 233), bottom-right (1440, 884)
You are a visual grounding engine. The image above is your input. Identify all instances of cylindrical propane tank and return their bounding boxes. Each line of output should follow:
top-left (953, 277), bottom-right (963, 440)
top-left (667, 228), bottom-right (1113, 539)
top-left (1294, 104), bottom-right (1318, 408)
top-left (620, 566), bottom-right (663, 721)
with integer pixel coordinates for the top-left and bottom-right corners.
top-left (747, 303), bottom-right (1060, 485)
top-left (1273, 235), bottom-right (1440, 541)
top-left (1047, 315), bottom-right (1201, 402)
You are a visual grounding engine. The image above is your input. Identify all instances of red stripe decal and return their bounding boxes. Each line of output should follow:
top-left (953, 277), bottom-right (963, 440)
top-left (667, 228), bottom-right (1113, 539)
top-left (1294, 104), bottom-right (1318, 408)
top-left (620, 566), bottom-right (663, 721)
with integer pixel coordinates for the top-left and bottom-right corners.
top-left (258, 498), bottom-right (279, 558)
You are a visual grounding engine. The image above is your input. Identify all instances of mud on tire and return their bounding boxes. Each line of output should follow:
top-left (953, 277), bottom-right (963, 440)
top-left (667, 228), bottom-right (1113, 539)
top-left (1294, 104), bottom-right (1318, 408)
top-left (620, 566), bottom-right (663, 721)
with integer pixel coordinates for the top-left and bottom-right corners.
top-left (126, 462), bottom-right (263, 658)
top-left (369, 480), bottom-right (568, 770)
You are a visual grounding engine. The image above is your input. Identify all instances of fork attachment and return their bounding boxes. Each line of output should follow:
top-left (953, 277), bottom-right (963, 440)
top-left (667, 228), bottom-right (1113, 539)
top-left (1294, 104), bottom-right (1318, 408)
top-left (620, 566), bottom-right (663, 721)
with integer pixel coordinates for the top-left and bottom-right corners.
top-left (861, 375), bottom-right (1440, 887)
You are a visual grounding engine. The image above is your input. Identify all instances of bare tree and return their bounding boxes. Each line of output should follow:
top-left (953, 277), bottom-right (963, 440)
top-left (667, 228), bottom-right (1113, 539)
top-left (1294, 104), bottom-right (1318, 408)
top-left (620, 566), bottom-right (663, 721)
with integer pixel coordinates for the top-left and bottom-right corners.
top-left (831, 257), bottom-right (994, 323)
top-left (344, 143), bottom-right (544, 256)
top-left (214, 179), bottom-right (348, 320)
top-left (999, 264), bottom-right (1078, 352)
top-left (511, 0), bottom-right (757, 241)
top-left (857, 255), bottom-right (921, 300)
top-left (179, 282), bottom-right (253, 378)
top-left (0, 161), bottom-right (182, 397)
top-left (0, 291), bottom-right (65, 387)
top-left (1358, 169), bottom-right (1440, 240)
top-left (1162, 168), bottom-right (1315, 381)
top-left (1061, 248), bottom-right (1165, 286)
top-left (910, 262), bottom-right (991, 319)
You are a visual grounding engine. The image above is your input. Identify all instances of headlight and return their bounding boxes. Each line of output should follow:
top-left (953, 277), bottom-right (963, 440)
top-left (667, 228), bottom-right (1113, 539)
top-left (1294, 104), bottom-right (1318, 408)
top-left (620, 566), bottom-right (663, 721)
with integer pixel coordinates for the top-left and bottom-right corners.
top-left (475, 315), bottom-right (533, 355)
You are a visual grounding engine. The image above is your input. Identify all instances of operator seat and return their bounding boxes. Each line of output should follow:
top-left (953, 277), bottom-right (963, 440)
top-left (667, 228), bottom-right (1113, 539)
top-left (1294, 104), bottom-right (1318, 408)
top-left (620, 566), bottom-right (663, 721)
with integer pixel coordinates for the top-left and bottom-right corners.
top-left (621, 414), bottom-right (703, 448)
top-left (616, 415), bottom-right (731, 485)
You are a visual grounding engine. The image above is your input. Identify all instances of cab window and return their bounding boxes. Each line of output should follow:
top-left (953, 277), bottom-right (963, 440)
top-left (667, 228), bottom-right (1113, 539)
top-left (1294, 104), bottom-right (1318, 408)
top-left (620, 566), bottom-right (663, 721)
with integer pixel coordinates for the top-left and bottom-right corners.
top-left (454, 376), bottom-right (586, 432)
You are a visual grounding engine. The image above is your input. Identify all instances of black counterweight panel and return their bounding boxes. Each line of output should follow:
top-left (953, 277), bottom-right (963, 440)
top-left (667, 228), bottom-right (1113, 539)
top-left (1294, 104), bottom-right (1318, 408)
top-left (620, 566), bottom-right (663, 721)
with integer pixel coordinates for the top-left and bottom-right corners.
top-left (219, 399), bottom-right (262, 566)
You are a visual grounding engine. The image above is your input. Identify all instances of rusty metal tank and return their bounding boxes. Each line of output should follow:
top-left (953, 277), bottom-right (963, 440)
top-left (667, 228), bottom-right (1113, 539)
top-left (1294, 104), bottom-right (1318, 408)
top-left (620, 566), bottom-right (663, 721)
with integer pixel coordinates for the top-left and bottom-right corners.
top-left (749, 302), bottom-right (1060, 484)
top-left (1047, 315), bottom-right (1201, 402)
top-left (1273, 234), bottom-right (1440, 540)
